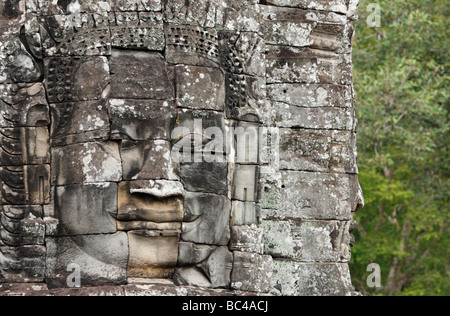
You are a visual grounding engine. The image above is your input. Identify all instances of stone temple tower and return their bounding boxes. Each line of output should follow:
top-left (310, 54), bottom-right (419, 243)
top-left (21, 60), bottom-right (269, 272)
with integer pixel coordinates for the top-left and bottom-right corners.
top-left (0, 0), bottom-right (364, 296)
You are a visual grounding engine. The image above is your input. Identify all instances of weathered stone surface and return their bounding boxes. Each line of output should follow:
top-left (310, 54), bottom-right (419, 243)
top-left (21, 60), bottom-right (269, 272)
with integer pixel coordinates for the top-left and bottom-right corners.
top-left (127, 232), bottom-right (179, 278)
top-left (176, 65), bottom-right (225, 111)
top-left (267, 83), bottom-right (353, 108)
top-left (165, 23), bottom-right (219, 68)
top-left (40, 13), bottom-right (111, 57)
top-left (45, 57), bottom-right (110, 104)
top-left (0, 83), bottom-right (50, 128)
top-left (50, 101), bottom-right (110, 146)
top-left (117, 181), bottom-right (184, 223)
top-left (262, 171), bottom-right (364, 220)
top-left (54, 183), bottom-right (118, 236)
top-left (180, 160), bottom-right (228, 195)
top-left (0, 165), bottom-right (51, 205)
top-left (279, 129), bottom-right (358, 174)
top-left (0, 0), bottom-right (363, 295)
top-left (231, 252), bottom-right (273, 293)
top-left (45, 233), bottom-right (128, 288)
top-left (117, 221), bottom-right (181, 232)
top-left (109, 12), bottom-right (165, 51)
top-left (219, 32), bottom-right (266, 77)
top-left (234, 121), bottom-right (261, 164)
top-left (263, 0), bottom-right (349, 15)
top-left (225, 74), bottom-right (266, 122)
top-left (260, 6), bottom-right (350, 50)
top-left (272, 261), bottom-right (355, 296)
top-left (121, 140), bottom-right (179, 181)
top-left (230, 225), bottom-right (264, 254)
top-left (175, 109), bottom-right (227, 155)
top-left (111, 0), bottom-right (162, 12)
top-left (232, 165), bottom-right (259, 202)
top-left (109, 99), bottom-right (175, 141)
top-left (0, 283), bottom-right (50, 296)
top-left (0, 245), bottom-right (46, 283)
top-left (231, 201), bottom-right (259, 226)
top-left (51, 141), bottom-right (122, 185)
top-left (0, 127), bottom-right (50, 166)
top-left (109, 50), bottom-right (173, 100)
top-left (269, 102), bottom-right (355, 130)
top-left (0, 208), bottom-right (45, 246)
top-left (175, 246), bottom-right (233, 288)
top-left (0, 35), bottom-right (42, 83)
top-left (266, 46), bottom-right (353, 85)
top-left (182, 192), bottom-right (231, 246)
top-left (262, 220), bottom-right (352, 262)
top-left (177, 242), bottom-right (216, 266)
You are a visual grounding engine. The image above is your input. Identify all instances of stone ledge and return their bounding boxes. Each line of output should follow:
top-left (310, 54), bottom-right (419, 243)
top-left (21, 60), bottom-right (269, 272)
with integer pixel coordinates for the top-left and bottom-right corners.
top-left (0, 281), bottom-right (271, 296)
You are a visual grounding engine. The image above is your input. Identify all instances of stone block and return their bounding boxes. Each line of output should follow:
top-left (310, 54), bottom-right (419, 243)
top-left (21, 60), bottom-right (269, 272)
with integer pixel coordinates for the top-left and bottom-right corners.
top-left (230, 225), bottom-right (264, 254)
top-left (232, 165), bottom-right (259, 202)
top-left (127, 231), bottom-right (179, 279)
top-left (219, 31), bottom-right (266, 77)
top-left (279, 128), bottom-right (358, 174)
top-left (0, 83), bottom-right (50, 128)
top-left (117, 181), bottom-right (184, 223)
top-left (50, 101), bottom-right (110, 146)
top-left (270, 102), bottom-right (355, 130)
top-left (225, 74), bottom-right (266, 122)
top-left (0, 127), bottom-right (50, 166)
top-left (40, 14), bottom-right (111, 57)
top-left (0, 214), bottom-right (45, 247)
top-left (267, 83), bottom-right (353, 108)
top-left (272, 261), bottom-right (354, 296)
top-left (0, 245), bottom-right (46, 283)
top-left (0, 165), bottom-right (51, 205)
top-left (109, 99), bottom-right (175, 141)
top-left (177, 242), bottom-right (217, 266)
top-left (234, 121), bottom-right (261, 164)
top-left (165, 23), bottom-right (219, 68)
top-left (261, 171), bottom-right (364, 220)
top-left (45, 233), bottom-right (129, 288)
top-left (182, 192), bottom-right (231, 246)
top-left (175, 109), bottom-right (227, 155)
top-left (263, 0), bottom-right (349, 15)
top-left (262, 220), bottom-right (352, 262)
top-left (174, 246), bottom-right (233, 288)
top-left (266, 46), bottom-right (353, 85)
top-left (109, 12), bottom-right (165, 51)
top-left (121, 140), bottom-right (179, 181)
top-left (175, 65), bottom-right (225, 111)
top-left (54, 183), bottom-right (118, 236)
top-left (231, 201), bottom-right (259, 226)
top-left (109, 50), bottom-right (173, 100)
top-left (0, 35), bottom-right (42, 83)
top-left (51, 141), bottom-right (122, 185)
top-left (180, 160), bottom-right (228, 195)
top-left (45, 57), bottom-right (110, 103)
top-left (110, 0), bottom-right (162, 11)
top-left (231, 252), bottom-right (273, 293)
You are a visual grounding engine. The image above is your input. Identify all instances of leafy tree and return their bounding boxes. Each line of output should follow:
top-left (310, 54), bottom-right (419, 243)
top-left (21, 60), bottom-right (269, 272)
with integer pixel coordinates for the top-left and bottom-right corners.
top-left (350, 0), bottom-right (449, 296)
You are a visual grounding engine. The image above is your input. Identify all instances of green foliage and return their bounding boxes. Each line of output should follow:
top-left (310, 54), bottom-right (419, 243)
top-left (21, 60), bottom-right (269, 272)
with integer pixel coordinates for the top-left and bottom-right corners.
top-left (350, 0), bottom-right (449, 296)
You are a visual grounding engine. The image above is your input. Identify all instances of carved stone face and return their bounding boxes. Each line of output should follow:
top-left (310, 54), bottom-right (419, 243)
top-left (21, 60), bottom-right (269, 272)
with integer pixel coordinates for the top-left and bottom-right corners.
top-left (1, 0), bottom-right (364, 296)
top-left (0, 3), bottom-right (266, 288)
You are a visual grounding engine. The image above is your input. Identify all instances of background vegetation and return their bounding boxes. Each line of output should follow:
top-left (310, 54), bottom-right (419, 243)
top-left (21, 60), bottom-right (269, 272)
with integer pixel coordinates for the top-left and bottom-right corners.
top-left (350, 0), bottom-right (449, 296)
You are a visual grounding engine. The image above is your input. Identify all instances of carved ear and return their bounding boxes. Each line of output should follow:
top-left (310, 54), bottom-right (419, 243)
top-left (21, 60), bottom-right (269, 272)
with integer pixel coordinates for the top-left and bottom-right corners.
top-left (26, 104), bottom-right (49, 127)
